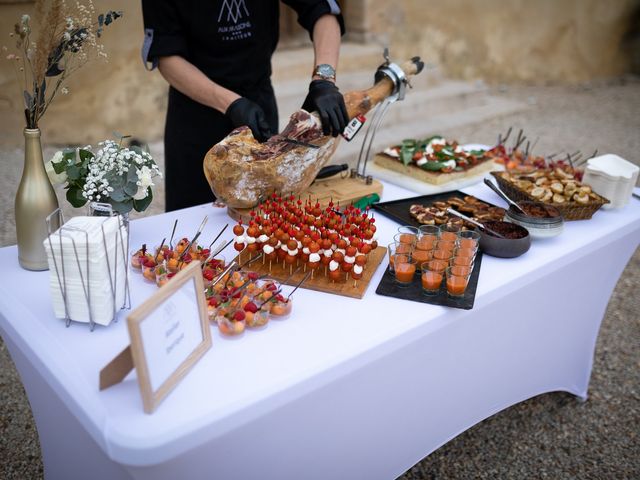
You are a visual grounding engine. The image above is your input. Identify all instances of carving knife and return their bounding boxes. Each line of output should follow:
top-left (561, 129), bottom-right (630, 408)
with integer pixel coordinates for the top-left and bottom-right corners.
top-left (280, 137), bottom-right (320, 149)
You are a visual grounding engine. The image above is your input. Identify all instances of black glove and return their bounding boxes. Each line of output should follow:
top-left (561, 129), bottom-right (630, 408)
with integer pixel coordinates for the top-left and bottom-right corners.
top-left (225, 97), bottom-right (273, 142)
top-left (302, 80), bottom-right (349, 137)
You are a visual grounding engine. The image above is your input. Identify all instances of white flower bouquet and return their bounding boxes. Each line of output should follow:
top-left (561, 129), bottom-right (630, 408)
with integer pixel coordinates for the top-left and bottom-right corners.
top-left (47, 138), bottom-right (162, 214)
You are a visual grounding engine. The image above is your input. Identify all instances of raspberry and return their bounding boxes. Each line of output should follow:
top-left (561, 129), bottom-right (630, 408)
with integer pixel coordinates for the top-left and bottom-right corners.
top-left (233, 310), bottom-right (246, 321)
top-left (244, 302), bottom-right (258, 313)
top-left (248, 272), bottom-right (258, 281)
top-left (203, 269), bottom-right (214, 281)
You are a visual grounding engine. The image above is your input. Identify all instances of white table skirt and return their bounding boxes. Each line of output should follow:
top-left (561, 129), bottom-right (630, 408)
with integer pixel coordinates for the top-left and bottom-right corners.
top-left (1, 181), bottom-right (639, 480)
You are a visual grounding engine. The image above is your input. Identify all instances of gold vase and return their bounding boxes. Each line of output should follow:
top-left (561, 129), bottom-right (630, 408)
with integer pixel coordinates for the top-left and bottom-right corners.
top-left (15, 128), bottom-right (60, 270)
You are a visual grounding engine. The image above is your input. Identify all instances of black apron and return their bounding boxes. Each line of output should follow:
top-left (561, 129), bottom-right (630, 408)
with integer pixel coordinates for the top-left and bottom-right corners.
top-left (164, 82), bottom-right (278, 212)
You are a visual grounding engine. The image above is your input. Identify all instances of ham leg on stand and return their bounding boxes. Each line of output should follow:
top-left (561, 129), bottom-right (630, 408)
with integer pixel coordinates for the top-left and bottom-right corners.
top-left (203, 57), bottom-right (424, 209)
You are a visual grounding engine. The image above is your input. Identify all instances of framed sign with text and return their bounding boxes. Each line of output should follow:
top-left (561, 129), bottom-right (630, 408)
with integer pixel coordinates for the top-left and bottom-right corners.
top-left (100, 260), bottom-right (211, 414)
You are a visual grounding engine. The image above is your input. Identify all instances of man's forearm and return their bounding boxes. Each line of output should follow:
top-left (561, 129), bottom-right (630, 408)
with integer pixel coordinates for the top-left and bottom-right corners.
top-left (311, 14), bottom-right (341, 81)
top-left (157, 56), bottom-right (240, 113)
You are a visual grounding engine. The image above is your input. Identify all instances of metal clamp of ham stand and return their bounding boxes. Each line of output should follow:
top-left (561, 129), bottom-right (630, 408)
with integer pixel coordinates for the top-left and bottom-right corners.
top-left (352, 48), bottom-right (415, 184)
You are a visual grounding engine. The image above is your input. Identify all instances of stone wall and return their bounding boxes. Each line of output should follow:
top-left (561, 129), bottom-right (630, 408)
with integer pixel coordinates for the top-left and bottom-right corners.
top-left (364, 0), bottom-right (639, 83)
top-left (0, 0), bottom-right (637, 146)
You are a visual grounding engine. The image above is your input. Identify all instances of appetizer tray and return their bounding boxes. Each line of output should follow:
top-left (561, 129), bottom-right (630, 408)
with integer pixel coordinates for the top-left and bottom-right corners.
top-left (233, 246), bottom-right (387, 299)
top-left (375, 251), bottom-right (483, 310)
top-left (372, 190), bottom-right (503, 228)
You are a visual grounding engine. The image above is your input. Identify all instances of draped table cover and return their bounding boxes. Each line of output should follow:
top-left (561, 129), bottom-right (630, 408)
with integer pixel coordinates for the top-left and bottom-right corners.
top-left (1, 181), bottom-right (639, 480)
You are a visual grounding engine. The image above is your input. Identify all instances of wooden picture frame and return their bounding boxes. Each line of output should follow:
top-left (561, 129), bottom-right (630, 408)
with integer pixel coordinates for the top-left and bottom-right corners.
top-left (126, 260), bottom-right (211, 414)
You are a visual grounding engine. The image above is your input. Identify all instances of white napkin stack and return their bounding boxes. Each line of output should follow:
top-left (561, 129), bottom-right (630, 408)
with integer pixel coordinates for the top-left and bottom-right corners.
top-left (43, 216), bottom-right (129, 326)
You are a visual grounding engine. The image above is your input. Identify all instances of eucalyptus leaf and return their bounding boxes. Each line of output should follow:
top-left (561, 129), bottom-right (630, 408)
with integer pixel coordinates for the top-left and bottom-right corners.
top-left (66, 187), bottom-right (86, 208)
top-left (109, 188), bottom-right (128, 202)
top-left (133, 188), bottom-right (153, 212)
top-left (110, 199), bottom-right (133, 214)
top-left (62, 148), bottom-right (76, 163)
top-left (124, 181), bottom-right (138, 197)
top-left (66, 165), bottom-right (81, 181)
top-left (127, 167), bottom-right (138, 184)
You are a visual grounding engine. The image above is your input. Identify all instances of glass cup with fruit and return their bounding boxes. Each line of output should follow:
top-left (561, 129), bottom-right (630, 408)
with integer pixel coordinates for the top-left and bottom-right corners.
top-left (243, 299), bottom-right (270, 328)
top-left (269, 293), bottom-right (293, 319)
top-left (215, 307), bottom-right (247, 336)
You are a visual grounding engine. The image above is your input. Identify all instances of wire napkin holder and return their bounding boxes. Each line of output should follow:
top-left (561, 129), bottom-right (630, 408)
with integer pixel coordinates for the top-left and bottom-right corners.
top-left (45, 205), bottom-right (131, 331)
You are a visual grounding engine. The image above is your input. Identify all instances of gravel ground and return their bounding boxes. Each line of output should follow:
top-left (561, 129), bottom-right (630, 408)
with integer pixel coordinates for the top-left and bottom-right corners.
top-left (0, 78), bottom-right (639, 479)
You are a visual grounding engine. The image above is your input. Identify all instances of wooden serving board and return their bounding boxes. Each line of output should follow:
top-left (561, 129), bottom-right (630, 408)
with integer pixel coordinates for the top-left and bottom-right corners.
top-left (227, 175), bottom-right (383, 223)
top-left (232, 246), bottom-right (387, 299)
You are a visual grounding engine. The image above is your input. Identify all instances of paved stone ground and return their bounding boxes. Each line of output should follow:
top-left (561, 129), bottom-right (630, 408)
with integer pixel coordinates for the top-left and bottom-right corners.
top-left (0, 78), bottom-right (639, 478)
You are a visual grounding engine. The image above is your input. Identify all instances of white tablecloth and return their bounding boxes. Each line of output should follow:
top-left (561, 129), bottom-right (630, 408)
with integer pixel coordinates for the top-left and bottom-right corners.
top-left (1, 181), bottom-right (639, 480)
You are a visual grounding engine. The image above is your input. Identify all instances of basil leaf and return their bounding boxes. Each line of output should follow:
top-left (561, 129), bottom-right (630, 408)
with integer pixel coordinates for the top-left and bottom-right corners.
top-left (420, 161), bottom-right (447, 171)
top-left (401, 143), bottom-right (415, 166)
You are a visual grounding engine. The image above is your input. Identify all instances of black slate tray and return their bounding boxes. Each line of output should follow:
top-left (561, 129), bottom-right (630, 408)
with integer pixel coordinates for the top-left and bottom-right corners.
top-left (372, 190), bottom-right (500, 228)
top-left (375, 250), bottom-right (483, 310)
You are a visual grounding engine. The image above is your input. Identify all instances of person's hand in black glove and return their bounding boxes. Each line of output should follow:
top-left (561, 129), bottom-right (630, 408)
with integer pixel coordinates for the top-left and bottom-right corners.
top-left (225, 97), bottom-right (273, 142)
top-left (302, 80), bottom-right (349, 137)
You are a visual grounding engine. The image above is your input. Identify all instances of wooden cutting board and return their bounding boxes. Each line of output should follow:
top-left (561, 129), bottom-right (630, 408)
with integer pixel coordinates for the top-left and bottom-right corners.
top-left (232, 246), bottom-right (387, 299)
top-left (227, 175), bottom-right (383, 223)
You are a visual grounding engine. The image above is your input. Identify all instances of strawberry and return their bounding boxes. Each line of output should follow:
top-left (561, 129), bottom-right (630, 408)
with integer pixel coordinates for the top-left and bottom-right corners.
top-left (244, 302), bottom-right (258, 313)
top-left (208, 297), bottom-right (219, 307)
top-left (276, 294), bottom-right (285, 302)
top-left (266, 283), bottom-right (277, 291)
top-left (233, 310), bottom-right (246, 322)
top-left (248, 272), bottom-right (259, 281)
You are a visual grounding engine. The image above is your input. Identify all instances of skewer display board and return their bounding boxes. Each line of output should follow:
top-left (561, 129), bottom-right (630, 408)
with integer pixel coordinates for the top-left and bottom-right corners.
top-left (228, 175), bottom-right (383, 223)
top-left (233, 246), bottom-right (387, 299)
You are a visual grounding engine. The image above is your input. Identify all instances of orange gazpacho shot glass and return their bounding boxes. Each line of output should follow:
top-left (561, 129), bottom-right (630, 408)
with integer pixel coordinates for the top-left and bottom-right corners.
top-left (421, 262), bottom-right (443, 295)
top-left (445, 265), bottom-right (472, 297)
top-left (393, 255), bottom-right (417, 286)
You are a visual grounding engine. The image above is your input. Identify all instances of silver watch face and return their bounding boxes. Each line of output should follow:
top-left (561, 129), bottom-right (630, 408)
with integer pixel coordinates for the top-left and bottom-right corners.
top-left (316, 64), bottom-right (336, 78)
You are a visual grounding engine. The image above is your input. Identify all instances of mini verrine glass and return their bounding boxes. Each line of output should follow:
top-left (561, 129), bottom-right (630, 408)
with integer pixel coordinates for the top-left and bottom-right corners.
top-left (439, 224), bottom-right (461, 242)
top-left (396, 226), bottom-right (420, 245)
top-left (393, 254), bottom-right (417, 286)
top-left (421, 262), bottom-right (444, 295)
top-left (445, 265), bottom-right (472, 298)
top-left (457, 230), bottom-right (481, 250)
top-left (393, 233), bottom-right (417, 250)
top-left (412, 249), bottom-right (433, 269)
top-left (415, 236), bottom-right (436, 252)
top-left (418, 225), bottom-right (440, 242)
top-left (433, 249), bottom-right (452, 261)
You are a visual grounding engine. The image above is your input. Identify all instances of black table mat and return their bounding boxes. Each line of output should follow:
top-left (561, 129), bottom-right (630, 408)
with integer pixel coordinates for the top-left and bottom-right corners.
top-left (375, 250), bottom-right (483, 310)
top-left (372, 190), bottom-right (500, 228)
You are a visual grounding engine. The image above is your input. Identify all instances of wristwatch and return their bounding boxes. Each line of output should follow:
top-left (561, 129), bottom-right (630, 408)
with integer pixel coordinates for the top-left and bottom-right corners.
top-left (312, 64), bottom-right (336, 81)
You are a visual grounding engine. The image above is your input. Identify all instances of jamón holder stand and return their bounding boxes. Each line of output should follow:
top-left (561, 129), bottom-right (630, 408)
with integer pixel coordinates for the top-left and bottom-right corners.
top-left (352, 48), bottom-right (416, 184)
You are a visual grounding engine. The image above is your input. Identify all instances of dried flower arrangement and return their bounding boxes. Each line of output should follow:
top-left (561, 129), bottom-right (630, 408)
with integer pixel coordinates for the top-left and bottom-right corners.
top-left (3, 0), bottom-right (122, 129)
